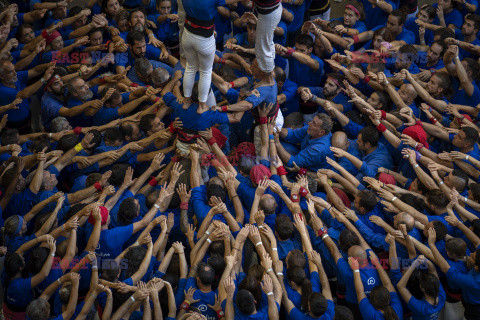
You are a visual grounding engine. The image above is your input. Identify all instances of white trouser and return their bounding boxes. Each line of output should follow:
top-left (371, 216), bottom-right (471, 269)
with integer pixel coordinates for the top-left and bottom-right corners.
top-left (177, 0), bottom-right (185, 58)
top-left (182, 28), bottom-right (216, 103)
top-left (439, 301), bottom-right (465, 320)
top-left (255, 5), bottom-right (282, 73)
top-left (310, 8), bottom-right (330, 21)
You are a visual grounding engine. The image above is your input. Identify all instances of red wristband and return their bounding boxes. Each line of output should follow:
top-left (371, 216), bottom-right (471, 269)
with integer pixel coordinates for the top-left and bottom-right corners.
top-left (363, 76), bottom-right (371, 84)
top-left (130, 82), bottom-right (139, 87)
top-left (219, 58), bottom-right (226, 64)
top-left (317, 227), bottom-right (328, 237)
top-left (291, 194), bottom-right (300, 202)
top-left (217, 310), bottom-right (225, 318)
top-left (149, 177), bottom-right (157, 186)
top-left (41, 30), bottom-right (48, 39)
top-left (415, 143), bottom-right (424, 151)
top-left (286, 48), bottom-right (295, 56)
top-left (171, 155), bottom-right (179, 162)
top-left (99, 77), bottom-right (106, 84)
top-left (380, 110), bottom-right (387, 120)
top-left (299, 187), bottom-right (309, 197)
top-left (429, 117), bottom-right (437, 124)
top-left (180, 301), bottom-right (190, 311)
top-left (277, 166), bottom-right (287, 176)
top-left (298, 168), bottom-right (307, 176)
top-left (259, 117), bottom-right (268, 124)
top-left (376, 123), bottom-right (387, 132)
top-left (353, 35), bottom-right (359, 44)
top-left (221, 105), bottom-right (228, 112)
top-left (207, 137), bottom-right (217, 146)
top-left (180, 202), bottom-right (189, 210)
top-left (155, 97), bottom-right (160, 103)
top-left (94, 182), bottom-right (103, 191)
top-left (229, 81), bottom-right (235, 88)
top-left (168, 124), bottom-right (176, 133)
top-left (73, 127), bottom-right (82, 135)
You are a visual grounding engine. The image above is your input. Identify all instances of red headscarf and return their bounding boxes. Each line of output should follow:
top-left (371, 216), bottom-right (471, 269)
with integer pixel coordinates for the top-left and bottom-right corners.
top-left (378, 173), bottom-right (396, 185)
top-left (332, 188), bottom-right (351, 208)
top-left (250, 164), bottom-right (272, 184)
top-left (45, 30), bottom-right (61, 45)
top-left (403, 125), bottom-right (429, 149)
top-left (88, 206), bottom-right (109, 225)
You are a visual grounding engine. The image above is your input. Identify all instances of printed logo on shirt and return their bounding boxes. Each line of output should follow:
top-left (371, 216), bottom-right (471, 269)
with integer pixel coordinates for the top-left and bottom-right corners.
top-left (367, 277), bottom-right (376, 286)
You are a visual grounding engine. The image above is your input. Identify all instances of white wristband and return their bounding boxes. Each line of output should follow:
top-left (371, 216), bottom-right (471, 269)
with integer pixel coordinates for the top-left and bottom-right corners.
top-left (255, 241), bottom-right (263, 246)
top-left (267, 268), bottom-right (273, 273)
top-left (272, 247), bottom-right (278, 251)
top-left (267, 292), bottom-right (274, 296)
top-left (206, 238), bottom-right (212, 244)
top-left (321, 234), bottom-right (329, 240)
top-left (465, 197), bottom-right (468, 202)
top-left (466, 155), bottom-right (470, 161)
top-left (130, 296), bottom-right (135, 302)
top-left (413, 164), bottom-right (419, 168)
top-left (277, 272), bottom-right (283, 276)
top-left (354, 270), bottom-right (360, 273)
top-left (206, 230), bottom-right (210, 235)
top-left (50, 253), bottom-right (55, 257)
top-left (154, 204), bottom-right (160, 209)
top-left (391, 197), bottom-right (397, 202)
top-left (57, 278), bottom-right (62, 284)
top-left (439, 181), bottom-right (444, 185)
top-left (49, 132), bottom-right (53, 138)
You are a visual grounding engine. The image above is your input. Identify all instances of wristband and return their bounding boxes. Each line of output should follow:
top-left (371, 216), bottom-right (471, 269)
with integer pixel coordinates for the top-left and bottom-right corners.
top-left (269, 134), bottom-right (274, 140)
top-left (49, 132), bottom-right (52, 138)
top-left (466, 155), bottom-right (470, 161)
top-left (415, 150), bottom-right (422, 161)
top-left (272, 247), bottom-right (278, 251)
top-left (180, 300), bottom-right (190, 310)
top-left (317, 227), bottom-right (327, 237)
top-left (255, 241), bottom-right (263, 246)
top-left (155, 97), bottom-right (160, 103)
top-left (391, 196), bottom-right (397, 202)
top-left (380, 110), bottom-right (387, 120)
top-left (99, 77), bottom-right (106, 84)
top-left (354, 270), bottom-right (360, 273)
top-left (277, 272), bottom-right (283, 276)
top-left (50, 253), bottom-right (55, 257)
top-left (259, 117), bottom-right (268, 124)
top-left (171, 155), bottom-right (179, 162)
top-left (267, 292), bottom-right (274, 296)
top-left (298, 168), bottom-right (307, 175)
top-left (94, 182), bottom-right (103, 191)
top-left (291, 194), bottom-right (300, 202)
top-left (221, 105), bottom-right (228, 112)
top-left (321, 234), bottom-right (330, 240)
top-left (180, 202), bottom-right (189, 210)
top-left (439, 181), bottom-right (444, 185)
top-left (130, 82), bottom-right (139, 87)
top-left (228, 81), bottom-right (235, 88)
top-left (299, 187), bottom-right (309, 197)
top-left (149, 177), bottom-right (157, 186)
top-left (376, 123), bottom-right (387, 133)
top-left (57, 278), bottom-right (62, 284)
top-left (286, 48), bottom-right (295, 56)
top-left (74, 143), bottom-right (83, 152)
top-left (207, 137), bottom-right (217, 146)
top-left (465, 196), bottom-right (468, 202)
top-left (207, 238), bottom-right (212, 244)
top-left (413, 164), bottom-right (419, 168)
top-left (415, 143), bottom-right (424, 151)
top-left (363, 76), bottom-right (371, 84)
top-left (154, 204), bottom-right (160, 209)
top-left (429, 116), bottom-right (437, 124)
top-left (73, 126), bottom-right (82, 135)
top-left (168, 124), bottom-right (176, 133)
top-left (277, 166), bottom-right (287, 176)
top-left (309, 94), bottom-right (317, 102)
top-left (217, 310), bottom-right (225, 318)
top-left (219, 58), bottom-right (226, 64)
top-left (353, 35), bottom-right (359, 44)
top-left (206, 230), bottom-right (211, 235)
top-left (267, 268), bottom-right (273, 273)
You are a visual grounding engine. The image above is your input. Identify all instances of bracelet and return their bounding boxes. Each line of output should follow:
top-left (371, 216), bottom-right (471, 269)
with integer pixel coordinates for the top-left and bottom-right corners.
top-left (309, 94), bottom-right (317, 103)
top-left (353, 35), bottom-right (359, 44)
top-left (439, 181), bottom-right (444, 185)
top-left (229, 81), bottom-right (235, 88)
top-left (168, 124), bottom-right (176, 133)
top-left (49, 132), bottom-right (53, 138)
top-left (180, 202), bottom-right (189, 210)
top-left (354, 270), bottom-right (360, 273)
top-left (259, 117), bottom-right (268, 124)
top-left (255, 241), bottom-right (263, 246)
top-left (267, 268), bottom-right (273, 272)
top-left (267, 292), bottom-right (274, 296)
top-left (466, 155), bottom-right (470, 161)
top-left (206, 230), bottom-right (211, 235)
top-left (363, 76), bottom-right (371, 84)
top-left (291, 194), bottom-right (300, 202)
top-left (180, 300), bottom-right (190, 311)
top-left (413, 164), bottom-right (419, 168)
top-left (376, 123), bottom-right (387, 133)
top-left (391, 196), bottom-right (397, 202)
top-left (130, 296), bottom-right (136, 302)
top-left (73, 127), bottom-right (82, 135)
top-left (277, 166), bottom-right (287, 176)
top-left (154, 204), bottom-right (160, 209)
top-left (465, 196), bottom-right (468, 202)
top-left (50, 253), bottom-right (55, 257)
top-left (207, 238), bottom-right (212, 243)
top-left (286, 48), bottom-right (295, 56)
top-left (58, 278), bottom-right (62, 284)
top-left (207, 137), bottom-right (217, 146)
top-left (221, 105), bottom-right (228, 112)
top-left (272, 247), bottom-right (278, 251)
top-left (149, 177), bottom-right (158, 186)
top-left (321, 234), bottom-right (329, 240)
top-left (277, 272), bottom-right (283, 276)
top-left (74, 143), bottom-right (83, 152)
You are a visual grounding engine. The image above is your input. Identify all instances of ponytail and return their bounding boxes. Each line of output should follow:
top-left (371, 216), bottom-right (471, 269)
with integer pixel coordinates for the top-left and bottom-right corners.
top-left (420, 273), bottom-right (440, 306)
top-left (301, 278), bottom-right (313, 311)
top-left (383, 306), bottom-right (399, 320)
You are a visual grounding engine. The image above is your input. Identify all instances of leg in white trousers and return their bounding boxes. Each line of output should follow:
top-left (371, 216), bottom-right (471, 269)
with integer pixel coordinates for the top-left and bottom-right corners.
top-left (182, 29), bottom-right (216, 103)
top-left (177, 0), bottom-right (185, 59)
top-left (439, 301), bottom-right (465, 320)
top-left (255, 5), bottom-right (282, 73)
top-left (310, 8), bottom-right (330, 21)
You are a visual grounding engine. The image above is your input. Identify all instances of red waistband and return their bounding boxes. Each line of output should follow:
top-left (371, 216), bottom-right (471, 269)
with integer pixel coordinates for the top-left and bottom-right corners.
top-left (185, 19), bottom-right (214, 29)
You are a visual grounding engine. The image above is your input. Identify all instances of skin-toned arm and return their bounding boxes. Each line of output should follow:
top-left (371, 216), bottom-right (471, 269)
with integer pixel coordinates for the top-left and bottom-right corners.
top-left (427, 228), bottom-right (451, 273)
top-left (397, 256), bottom-right (425, 303)
top-left (349, 257), bottom-right (367, 303)
top-left (30, 237), bottom-right (56, 288)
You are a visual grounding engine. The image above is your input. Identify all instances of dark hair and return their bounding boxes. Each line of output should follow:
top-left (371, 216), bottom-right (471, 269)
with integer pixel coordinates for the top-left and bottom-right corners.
top-left (375, 91), bottom-right (393, 111)
top-left (370, 286), bottom-right (399, 320)
top-left (470, 183), bottom-right (480, 202)
top-left (207, 184), bottom-right (226, 202)
top-left (236, 289), bottom-right (256, 315)
top-left (431, 221), bottom-right (447, 241)
top-left (359, 126), bottom-right (379, 148)
top-left (420, 4), bottom-right (436, 20)
top-left (1, 128), bottom-right (19, 145)
top-left (334, 305), bottom-right (354, 320)
top-left (465, 13), bottom-right (480, 30)
top-left (15, 23), bottom-right (34, 42)
top-left (124, 246), bottom-right (147, 279)
top-left (207, 254), bottom-right (225, 289)
top-left (432, 71), bottom-right (453, 98)
top-left (275, 214), bottom-right (294, 240)
top-left (139, 114), bottom-right (156, 133)
top-left (451, 169), bottom-right (469, 193)
top-left (56, 134), bottom-right (79, 153)
top-left (286, 249), bottom-right (306, 268)
top-left (273, 66), bottom-right (286, 83)
top-left (29, 137), bottom-right (52, 154)
top-left (126, 30), bottom-right (145, 47)
top-left (472, 219), bottom-right (480, 238)
top-left (445, 238), bottom-right (467, 259)
top-left (110, 163), bottom-right (130, 187)
top-left (119, 121), bottom-right (136, 140)
top-left (197, 262), bottom-right (215, 286)
top-left (287, 267), bottom-right (312, 310)
top-left (357, 190), bottom-right (378, 213)
top-left (338, 229), bottom-right (360, 252)
top-left (344, 0), bottom-right (365, 20)
top-left (399, 193), bottom-right (425, 212)
top-left (295, 33), bottom-right (314, 49)
top-left (390, 9), bottom-right (406, 25)
top-left (434, 27), bottom-right (455, 42)
top-left (426, 189), bottom-right (449, 209)
top-left (420, 273), bottom-right (440, 304)
top-left (86, 129), bottom-right (102, 151)
top-left (327, 73), bottom-right (346, 90)
top-left (100, 260), bottom-right (120, 281)
top-left (463, 58), bottom-right (480, 80)
top-left (461, 127), bottom-right (480, 146)
top-left (284, 112), bottom-right (304, 129)
top-left (103, 128), bottom-right (123, 144)
top-left (118, 197), bottom-right (139, 225)
top-left (4, 252), bottom-right (25, 284)
top-left (372, 27), bottom-right (394, 43)
top-left (238, 275), bottom-right (262, 310)
top-left (309, 292), bottom-right (328, 317)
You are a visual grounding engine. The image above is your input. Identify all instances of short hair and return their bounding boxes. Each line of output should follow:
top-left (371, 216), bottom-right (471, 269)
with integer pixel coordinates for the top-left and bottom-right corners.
top-left (462, 127), bottom-right (479, 146)
top-left (357, 190), bottom-right (378, 212)
top-left (397, 44), bottom-right (418, 63)
top-left (315, 113), bottom-right (333, 134)
top-left (275, 214), bottom-right (294, 240)
top-left (273, 66), bottom-right (286, 83)
top-left (236, 289), bottom-right (256, 315)
top-left (338, 229), bottom-right (360, 252)
top-left (127, 30), bottom-right (145, 47)
top-left (286, 249), bottom-right (306, 268)
top-left (139, 114), bottom-right (156, 133)
top-left (431, 220), bottom-right (447, 241)
top-left (465, 13), bottom-right (480, 30)
top-left (207, 184), bottom-right (226, 202)
top-left (295, 33), bottom-right (314, 49)
top-left (130, 7), bottom-right (146, 18)
top-left (103, 128), bottom-right (123, 143)
top-left (0, 128), bottom-right (19, 145)
top-left (334, 305), bottom-right (354, 320)
top-left (309, 292), bottom-right (328, 317)
top-left (463, 58), bottom-right (480, 80)
top-left (85, 173), bottom-right (102, 188)
top-left (197, 262), bottom-right (215, 286)
top-left (50, 117), bottom-right (70, 133)
top-left (434, 27), bottom-right (455, 42)
top-left (88, 27), bottom-right (104, 38)
top-left (134, 57), bottom-right (153, 78)
top-left (151, 67), bottom-right (170, 86)
top-left (119, 121), bottom-right (135, 140)
top-left (375, 91), bottom-right (393, 111)
top-left (110, 163), bottom-right (130, 187)
top-left (445, 237), bottom-right (467, 259)
top-left (390, 9), bottom-right (406, 25)
top-left (100, 87), bottom-right (121, 105)
top-left (359, 126), bottom-right (379, 147)
top-left (470, 183), bottom-right (480, 201)
top-left (284, 112), bottom-right (304, 129)
top-left (69, 6), bottom-right (83, 17)
top-left (420, 4), bottom-right (437, 20)
top-left (372, 27), bottom-right (394, 43)
top-left (26, 299), bottom-right (50, 320)
top-left (56, 134), bottom-right (79, 153)
top-left (118, 197), bottom-right (139, 225)
top-left (451, 169), bottom-right (469, 193)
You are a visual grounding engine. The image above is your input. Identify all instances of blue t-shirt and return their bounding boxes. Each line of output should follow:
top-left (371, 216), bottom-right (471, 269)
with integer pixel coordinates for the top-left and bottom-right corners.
top-left (96, 224), bottom-right (134, 259)
top-left (185, 277), bottom-right (218, 319)
top-left (407, 283), bottom-right (446, 320)
top-left (288, 300), bottom-right (335, 320)
top-left (182, 0), bottom-right (225, 21)
top-left (359, 292), bottom-right (403, 319)
top-left (0, 70), bottom-right (29, 123)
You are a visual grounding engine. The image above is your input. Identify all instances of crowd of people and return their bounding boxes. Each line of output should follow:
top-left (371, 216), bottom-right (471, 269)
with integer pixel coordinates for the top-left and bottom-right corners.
top-left (1, 0), bottom-right (480, 319)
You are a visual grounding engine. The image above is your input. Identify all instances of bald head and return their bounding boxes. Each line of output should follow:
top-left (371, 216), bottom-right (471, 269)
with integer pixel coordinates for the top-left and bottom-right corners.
top-left (259, 194), bottom-right (277, 215)
top-left (395, 212), bottom-right (415, 232)
top-left (331, 131), bottom-right (349, 151)
top-left (348, 245), bottom-right (367, 262)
